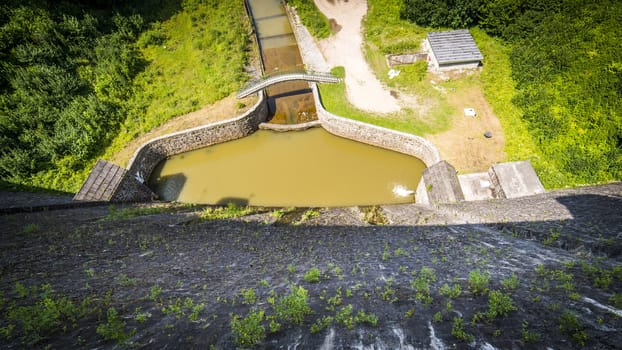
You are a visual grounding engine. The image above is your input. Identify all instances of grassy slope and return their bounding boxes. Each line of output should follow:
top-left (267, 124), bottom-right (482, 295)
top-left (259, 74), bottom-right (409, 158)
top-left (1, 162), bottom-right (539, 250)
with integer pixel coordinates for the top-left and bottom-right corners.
top-left (313, 0), bottom-right (558, 186)
top-left (28, 1), bottom-right (251, 192)
top-left (472, 29), bottom-right (557, 187)
top-left (102, 2), bottom-right (251, 165)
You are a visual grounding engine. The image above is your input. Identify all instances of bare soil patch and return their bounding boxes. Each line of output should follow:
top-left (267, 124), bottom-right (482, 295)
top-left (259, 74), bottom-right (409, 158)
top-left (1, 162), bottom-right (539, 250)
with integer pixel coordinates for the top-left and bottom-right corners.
top-left (426, 72), bottom-right (506, 173)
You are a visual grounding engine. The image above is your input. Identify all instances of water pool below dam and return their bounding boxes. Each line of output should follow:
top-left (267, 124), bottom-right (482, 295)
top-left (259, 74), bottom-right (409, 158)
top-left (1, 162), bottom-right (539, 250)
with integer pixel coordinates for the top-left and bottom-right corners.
top-left (149, 128), bottom-right (425, 207)
top-left (145, 0), bottom-right (427, 206)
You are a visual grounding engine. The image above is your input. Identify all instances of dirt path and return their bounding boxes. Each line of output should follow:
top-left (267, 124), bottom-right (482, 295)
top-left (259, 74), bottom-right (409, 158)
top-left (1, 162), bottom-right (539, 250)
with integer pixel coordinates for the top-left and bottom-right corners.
top-left (314, 0), bottom-right (400, 113)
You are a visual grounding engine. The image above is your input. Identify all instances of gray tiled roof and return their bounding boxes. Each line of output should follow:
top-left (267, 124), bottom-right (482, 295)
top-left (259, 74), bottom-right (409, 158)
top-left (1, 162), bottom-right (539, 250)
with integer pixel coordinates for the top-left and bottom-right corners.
top-left (427, 29), bottom-right (483, 64)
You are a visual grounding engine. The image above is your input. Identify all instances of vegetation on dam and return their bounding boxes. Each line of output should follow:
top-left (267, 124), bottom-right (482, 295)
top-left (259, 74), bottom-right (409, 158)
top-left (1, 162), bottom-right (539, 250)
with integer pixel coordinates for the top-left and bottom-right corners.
top-left (1, 183), bottom-right (621, 348)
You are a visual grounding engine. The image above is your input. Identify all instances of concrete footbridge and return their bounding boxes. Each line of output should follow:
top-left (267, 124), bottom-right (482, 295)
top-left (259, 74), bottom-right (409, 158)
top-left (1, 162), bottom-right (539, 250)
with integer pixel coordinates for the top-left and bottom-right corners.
top-left (237, 70), bottom-right (340, 99)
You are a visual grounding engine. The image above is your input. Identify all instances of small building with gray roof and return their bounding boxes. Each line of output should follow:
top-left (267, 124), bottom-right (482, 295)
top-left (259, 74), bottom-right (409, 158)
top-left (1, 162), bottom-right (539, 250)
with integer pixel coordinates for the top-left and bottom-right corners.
top-left (424, 29), bottom-right (483, 71)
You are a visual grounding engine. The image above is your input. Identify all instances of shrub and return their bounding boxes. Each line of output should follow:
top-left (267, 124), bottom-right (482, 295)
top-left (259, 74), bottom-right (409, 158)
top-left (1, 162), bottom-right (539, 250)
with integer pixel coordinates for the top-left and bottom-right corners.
top-left (231, 310), bottom-right (266, 347)
top-left (558, 310), bottom-right (588, 346)
top-left (451, 316), bottom-right (473, 342)
top-left (6, 284), bottom-right (92, 345)
top-left (486, 291), bottom-right (516, 321)
top-left (311, 316), bottom-right (333, 334)
top-left (354, 311), bottom-right (378, 327)
top-left (439, 283), bottom-right (462, 299)
top-left (275, 285), bottom-right (312, 325)
top-left (97, 307), bottom-right (132, 345)
top-left (304, 268), bottom-right (321, 283)
top-left (468, 269), bottom-right (490, 296)
top-left (240, 288), bottom-right (257, 305)
top-left (335, 304), bottom-right (354, 330)
top-left (501, 274), bottom-right (519, 291)
top-left (411, 267), bottom-right (437, 303)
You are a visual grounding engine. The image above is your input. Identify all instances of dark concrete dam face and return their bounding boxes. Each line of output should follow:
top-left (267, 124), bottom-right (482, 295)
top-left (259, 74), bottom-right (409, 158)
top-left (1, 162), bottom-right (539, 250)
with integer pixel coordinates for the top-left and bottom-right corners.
top-left (149, 128), bottom-right (425, 207)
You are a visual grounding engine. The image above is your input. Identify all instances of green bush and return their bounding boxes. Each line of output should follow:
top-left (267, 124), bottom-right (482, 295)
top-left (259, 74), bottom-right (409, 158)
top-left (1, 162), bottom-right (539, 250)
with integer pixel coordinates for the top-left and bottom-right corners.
top-left (486, 290), bottom-right (516, 321)
top-left (286, 0), bottom-right (330, 38)
top-left (439, 283), bottom-right (462, 299)
top-left (96, 307), bottom-right (133, 345)
top-left (558, 310), bottom-right (588, 346)
top-left (275, 285), bottom-right (312, 325)
top-left (451, 316), bottom-right (473, 342)
top-left (303, 268), bottom-right (321, 283)
top-left (500, 274), bottom-right (519, 291)
top-left (311, 316), bottom-right (333, 334)
top-left (5, 284), bottom-right (92, 345)
top-left (231, 310), bottom-right (266, 347)
top-left (468, 269), bottom-right (490, 296)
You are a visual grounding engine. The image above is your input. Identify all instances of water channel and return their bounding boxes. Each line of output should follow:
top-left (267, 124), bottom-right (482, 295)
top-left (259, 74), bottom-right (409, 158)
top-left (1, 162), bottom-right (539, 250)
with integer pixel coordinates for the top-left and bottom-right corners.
top-left (250, 0), bottom-right (317, 124)
top-left (148, 0), bottom-right (426, 206)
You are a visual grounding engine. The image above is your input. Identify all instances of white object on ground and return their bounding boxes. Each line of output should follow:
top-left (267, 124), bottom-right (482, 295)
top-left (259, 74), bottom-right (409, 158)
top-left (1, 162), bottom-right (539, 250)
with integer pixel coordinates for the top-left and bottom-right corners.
top-left (388, 69), bottom-right (400, 79)
top-left (464, 108), bottom-right (477, 117)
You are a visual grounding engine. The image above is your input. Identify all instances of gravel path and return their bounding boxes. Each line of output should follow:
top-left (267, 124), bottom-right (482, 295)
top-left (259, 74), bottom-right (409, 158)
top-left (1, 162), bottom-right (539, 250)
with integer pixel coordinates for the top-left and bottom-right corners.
top-left (293, 0), bottom-right (401, 113)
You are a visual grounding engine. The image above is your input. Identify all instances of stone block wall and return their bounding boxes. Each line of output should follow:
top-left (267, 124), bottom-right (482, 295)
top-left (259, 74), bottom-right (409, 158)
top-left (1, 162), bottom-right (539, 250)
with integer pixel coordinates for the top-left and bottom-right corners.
top-left (111, 173), bottom-right (156, 202)
top-left (489, 161), bottom-right (545, 199)
top-left (421, 160), bottom-right (464, 205)
top-left (312, 84), bottom-right (441, 168)
top-left (127, 93), bottom-right (268, 183)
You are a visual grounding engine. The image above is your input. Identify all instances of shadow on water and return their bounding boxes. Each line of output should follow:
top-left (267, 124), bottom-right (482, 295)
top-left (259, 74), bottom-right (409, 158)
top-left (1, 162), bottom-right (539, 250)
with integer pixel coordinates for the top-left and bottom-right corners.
top-left (149, 173), bottom-right (186, 202)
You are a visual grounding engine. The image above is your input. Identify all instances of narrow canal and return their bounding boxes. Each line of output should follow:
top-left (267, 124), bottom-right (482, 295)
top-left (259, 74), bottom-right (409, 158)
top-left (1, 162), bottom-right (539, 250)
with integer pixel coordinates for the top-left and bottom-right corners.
top-left (148, 0), bottom-right (426, 206)
top-left (249, 0), bottom-right (317, 124)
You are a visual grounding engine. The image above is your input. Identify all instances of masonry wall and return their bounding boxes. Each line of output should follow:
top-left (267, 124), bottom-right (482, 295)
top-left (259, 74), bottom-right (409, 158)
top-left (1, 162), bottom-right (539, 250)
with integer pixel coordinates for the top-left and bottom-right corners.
top-left (127, 93), bottom-right (268, 181)
top-left (311, 84), bottom-right (441, 168)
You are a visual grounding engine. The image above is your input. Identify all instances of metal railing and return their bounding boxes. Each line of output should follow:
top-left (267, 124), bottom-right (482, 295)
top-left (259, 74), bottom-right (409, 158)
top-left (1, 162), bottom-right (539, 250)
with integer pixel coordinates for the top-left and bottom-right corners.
top-left (237, 70), bottom-right (340, 98)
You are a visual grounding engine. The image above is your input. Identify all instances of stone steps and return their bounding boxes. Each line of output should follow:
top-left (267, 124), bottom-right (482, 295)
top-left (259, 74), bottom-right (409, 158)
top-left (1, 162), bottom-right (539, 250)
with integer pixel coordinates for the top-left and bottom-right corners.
top-left (74, 160), bottom-right (127, 201)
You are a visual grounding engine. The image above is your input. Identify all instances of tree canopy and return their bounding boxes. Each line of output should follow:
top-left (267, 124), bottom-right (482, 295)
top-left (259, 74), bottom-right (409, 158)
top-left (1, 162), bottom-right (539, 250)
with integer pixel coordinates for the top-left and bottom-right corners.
top-left (0, 1), bottom-right (143, 186)
top-left (401, 0), bottom-right (621, 185)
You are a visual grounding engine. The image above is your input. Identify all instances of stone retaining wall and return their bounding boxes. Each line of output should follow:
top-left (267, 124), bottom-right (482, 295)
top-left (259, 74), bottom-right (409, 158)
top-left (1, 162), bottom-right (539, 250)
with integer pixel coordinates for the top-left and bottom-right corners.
top-left (127, 93), bottom-right (268, 181)
top-left (259, 119), bottom-right (322, 132)
top-left (311, 84), bottom-right (441, 167)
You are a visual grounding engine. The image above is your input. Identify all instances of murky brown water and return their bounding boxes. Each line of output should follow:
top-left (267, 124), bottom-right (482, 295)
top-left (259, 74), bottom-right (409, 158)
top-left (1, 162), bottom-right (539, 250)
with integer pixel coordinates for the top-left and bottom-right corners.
top-left (149, 128), bottom-right (425, 206)
top-left (249, 0), bottom-right (317, 124)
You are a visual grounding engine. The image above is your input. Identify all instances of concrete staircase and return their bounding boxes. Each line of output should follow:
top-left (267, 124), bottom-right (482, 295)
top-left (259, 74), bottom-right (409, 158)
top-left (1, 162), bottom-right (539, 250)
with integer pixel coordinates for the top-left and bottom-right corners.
top-left (74, 160), bottom-right (154, 202)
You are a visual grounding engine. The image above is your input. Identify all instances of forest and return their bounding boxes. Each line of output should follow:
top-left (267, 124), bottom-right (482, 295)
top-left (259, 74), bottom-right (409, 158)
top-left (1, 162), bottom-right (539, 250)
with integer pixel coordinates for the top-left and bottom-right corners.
top-left (0, 0), bottom-right (249, 192)
top-left (402, 0), bottom-right (621, 186)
